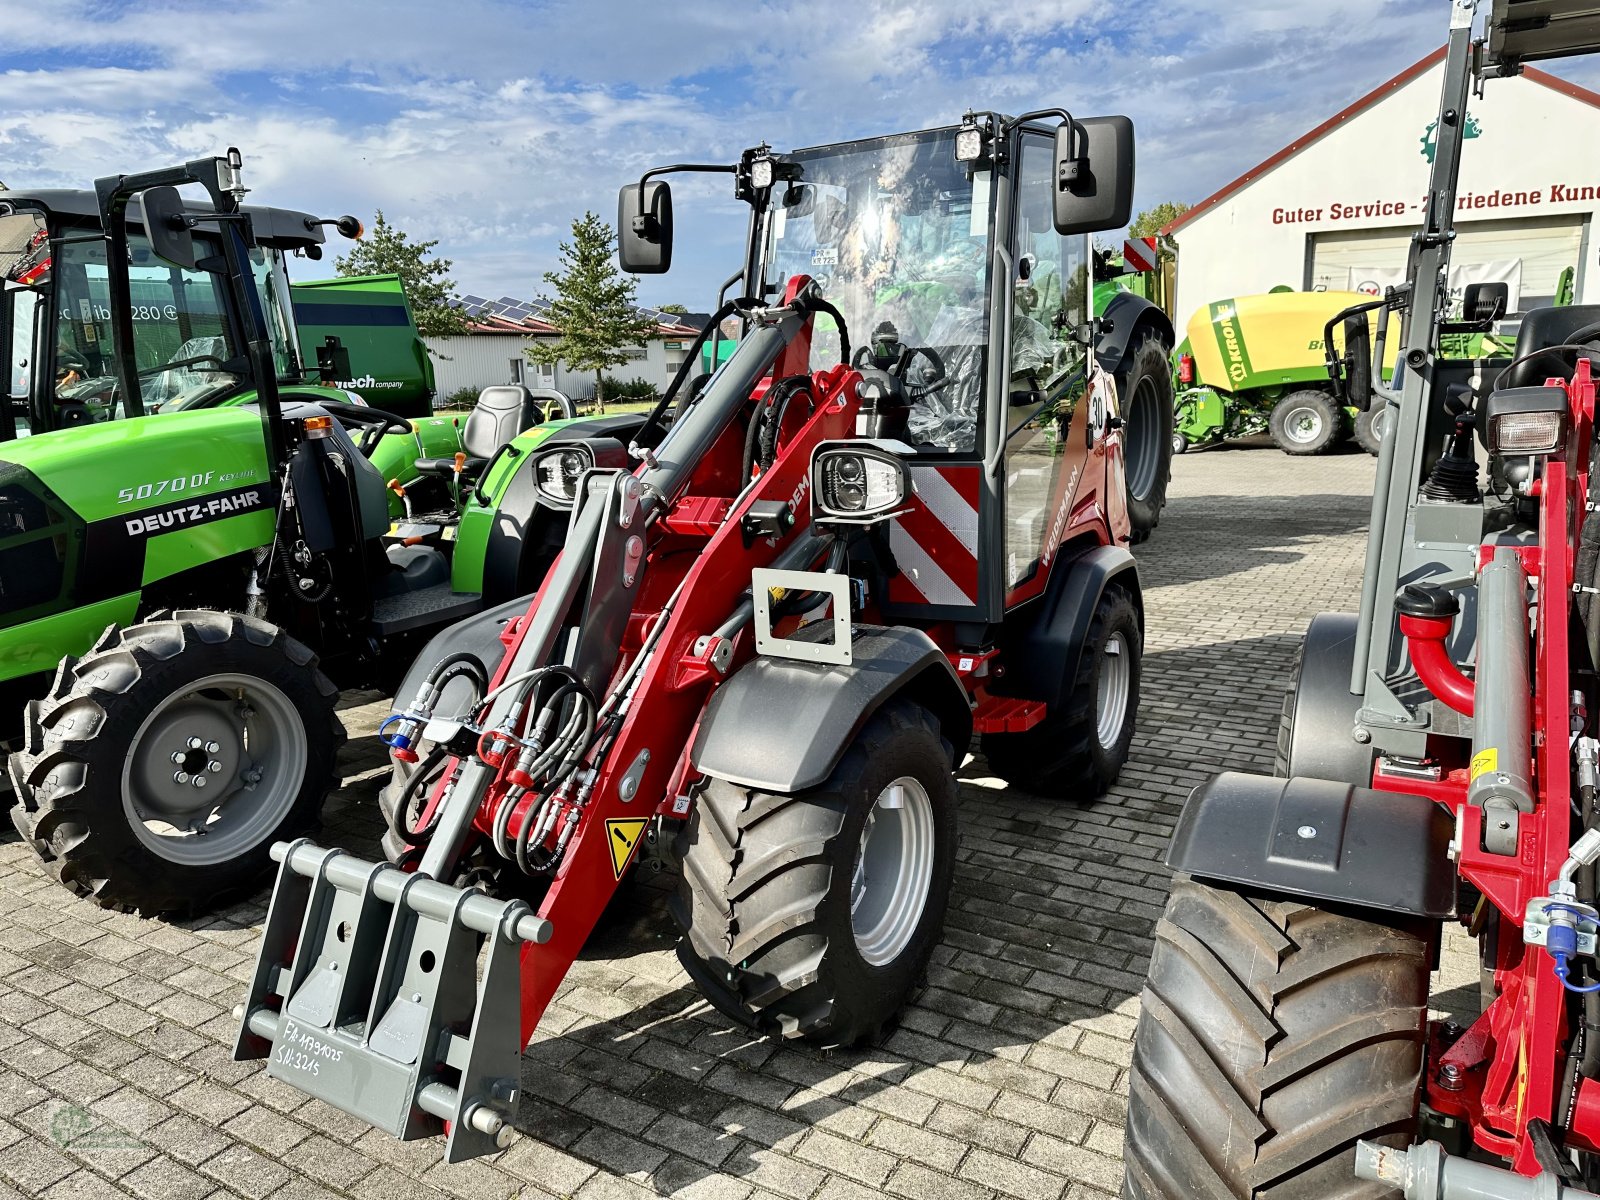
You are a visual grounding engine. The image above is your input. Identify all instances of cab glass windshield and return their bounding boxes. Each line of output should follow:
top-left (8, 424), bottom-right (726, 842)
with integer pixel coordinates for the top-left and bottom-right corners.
top-left (762, 128), bottom-right (993, 453)
top-left (54, 231), bottom-right (244, 418)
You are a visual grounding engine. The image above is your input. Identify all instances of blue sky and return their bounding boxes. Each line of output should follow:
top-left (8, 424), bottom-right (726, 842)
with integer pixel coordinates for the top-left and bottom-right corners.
top-left (2, 0), bottom-right (1595, 310)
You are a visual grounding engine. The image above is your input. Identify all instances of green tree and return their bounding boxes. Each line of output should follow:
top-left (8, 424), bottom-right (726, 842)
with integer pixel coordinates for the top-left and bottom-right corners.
top-left (527, 212), bottom-right (658, 413)
top-left (1130, 202), bottom-right (1190, 256)
top-left (334, 210), bottom-right (471, 337)
top-left (656, 303), bottom-right (689, 315)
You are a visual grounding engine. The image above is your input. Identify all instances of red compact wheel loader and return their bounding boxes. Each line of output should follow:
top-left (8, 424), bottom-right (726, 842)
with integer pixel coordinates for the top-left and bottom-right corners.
top-left (1125, 3), bottom-right (1600, 1197)
top-left (231, 108), bottom-right (1147, 1162)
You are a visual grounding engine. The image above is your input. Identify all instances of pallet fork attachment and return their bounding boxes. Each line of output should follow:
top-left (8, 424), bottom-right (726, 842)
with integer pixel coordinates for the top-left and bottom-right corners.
top-left (233, 839), bottom-right (549, 1162)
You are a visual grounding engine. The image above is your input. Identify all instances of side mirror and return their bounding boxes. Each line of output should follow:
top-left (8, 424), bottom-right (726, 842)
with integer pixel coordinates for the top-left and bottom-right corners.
top-left (1463, 281), bottom-right (1509, 324)
top-left (138, 186), bottom-right (198, 270)
top-left (316, 336), bottom-right (352, 386)
top-left (1054, 115), bottom-right (1134, 236)
top-left (617, 180), bottom-right (673, 274)
top-left (1341, 313), bottom-right (1373, 406)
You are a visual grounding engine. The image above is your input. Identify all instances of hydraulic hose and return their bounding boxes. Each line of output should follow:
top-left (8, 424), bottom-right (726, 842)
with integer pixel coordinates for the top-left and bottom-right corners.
top-left (388, 746), bottom-right (449, 846)
top-left (741, 375), bottom-right (810, 482)
top-left (635, 296), bottom-right (760, 450)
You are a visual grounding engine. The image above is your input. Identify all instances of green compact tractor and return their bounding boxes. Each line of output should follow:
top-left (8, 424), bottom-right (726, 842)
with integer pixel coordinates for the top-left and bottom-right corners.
top-left (0, 152), bottom-right (639, 913)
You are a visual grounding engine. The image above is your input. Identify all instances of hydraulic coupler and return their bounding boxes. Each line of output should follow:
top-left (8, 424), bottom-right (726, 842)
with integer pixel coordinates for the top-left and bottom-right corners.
top-left (1356, 1140), bottom-right (1600, 1200)
top-left (233, 839), bottom-right (550, 1163)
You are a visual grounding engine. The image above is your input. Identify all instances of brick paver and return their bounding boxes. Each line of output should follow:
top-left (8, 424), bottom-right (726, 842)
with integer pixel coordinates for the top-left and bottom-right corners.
top-left (0, 443), bottom-right (1471, 1198)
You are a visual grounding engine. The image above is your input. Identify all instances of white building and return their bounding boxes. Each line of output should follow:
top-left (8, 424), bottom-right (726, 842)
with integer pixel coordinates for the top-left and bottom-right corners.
top-left (424, 295), bottom-right (704, 403)
top-left (1167, 49), bottom-right (1600, 330)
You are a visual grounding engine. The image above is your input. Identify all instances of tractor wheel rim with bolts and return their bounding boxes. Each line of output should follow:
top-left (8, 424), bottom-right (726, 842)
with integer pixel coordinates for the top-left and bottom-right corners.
top-left (1372, 407), bottom-right (1391, 441)
top-left (1284, 405), bottom-right (1325, 444)
top-left (121, 672), bottom-right (307, 867)
top-left (850, 775), bottom-right (935, 967)
top-left (1125, 375), bottom-right (1162, 500)
top-left (1097, 631), bottom-right (1132, 749)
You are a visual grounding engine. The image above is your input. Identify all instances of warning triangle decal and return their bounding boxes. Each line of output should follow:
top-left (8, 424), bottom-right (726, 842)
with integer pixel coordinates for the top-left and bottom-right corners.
top-left (606, 818), bottom-right (648, 879)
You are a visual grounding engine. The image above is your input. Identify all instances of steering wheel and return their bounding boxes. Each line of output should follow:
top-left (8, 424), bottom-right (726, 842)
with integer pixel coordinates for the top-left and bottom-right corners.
top-left (316, 399), bottom-right (413, 456)
top-left (901, 346), bottom-right (950, 402)
top-left (138, 354), bottom-right (230, 378)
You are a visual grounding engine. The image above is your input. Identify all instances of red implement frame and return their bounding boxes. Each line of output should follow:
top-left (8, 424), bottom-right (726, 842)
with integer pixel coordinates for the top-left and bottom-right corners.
top-left (1380, 358), bottom-right (1597, 1172)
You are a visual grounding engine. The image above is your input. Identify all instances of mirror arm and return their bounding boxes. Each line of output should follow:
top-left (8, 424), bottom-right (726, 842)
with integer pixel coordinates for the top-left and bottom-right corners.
top-left (1008, 107), bottom-right (1087, 179)
top-left (635, 163), bottom-right (737, 216)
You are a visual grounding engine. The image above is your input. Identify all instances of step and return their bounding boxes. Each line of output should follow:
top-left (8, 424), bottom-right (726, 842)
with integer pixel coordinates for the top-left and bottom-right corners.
top-left (371, 584), bottom-right (482, 637)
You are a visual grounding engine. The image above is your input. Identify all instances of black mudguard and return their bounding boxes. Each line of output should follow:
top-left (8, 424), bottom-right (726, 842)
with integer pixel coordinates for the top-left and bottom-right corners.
top-left (1282, 612), bottom-right (1375, 786)
top-left (692, 624), bottom-right (973, 794)
top-left (1094, 292), bottom-right (1174, 378)
top-left (1168, 771), bottom-right (1456, 919)
top-left (992, 543), bottom-right (1141, 713)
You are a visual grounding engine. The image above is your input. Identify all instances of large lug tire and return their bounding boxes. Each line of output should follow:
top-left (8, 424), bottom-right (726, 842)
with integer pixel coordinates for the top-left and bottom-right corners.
top-left (1117, 334), bottom-right (1175, 545)
top-left (672, 700), bottom-right (958, 1047)
top-left (981, 586), bottom-right (1140, 797)
top-left (1268, 390), bottom-right (1341, 457)
top-left (1124, 877), bottom-right (1432, 1199)
top-left (8, 611), bottom-right (343, 916)
top-left (1353, 404), bottom-right (1390, 457)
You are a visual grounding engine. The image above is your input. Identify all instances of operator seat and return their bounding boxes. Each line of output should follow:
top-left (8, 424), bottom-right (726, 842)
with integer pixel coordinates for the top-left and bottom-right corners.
top-left (1503, 304), bottom-right (1600, 388)
top-left (414, 384), bottom-right (548, 483)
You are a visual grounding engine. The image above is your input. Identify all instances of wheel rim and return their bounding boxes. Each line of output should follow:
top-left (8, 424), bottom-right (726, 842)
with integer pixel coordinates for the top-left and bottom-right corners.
top-left (1283, 405), bottom-right (1325, 445)
top-left (1096, 632), bottom-right (1132, 750)
top-left (120, 672), bottom-right (308, 867)
top-left (1171, 433), bottom-right (1186, 456)
top-left (1371, 407), bottom-right (1391, 442)
top-left (1124, 375), bottom-right (1163, 501)
top-left (850, 776), bottom-right (936, 967)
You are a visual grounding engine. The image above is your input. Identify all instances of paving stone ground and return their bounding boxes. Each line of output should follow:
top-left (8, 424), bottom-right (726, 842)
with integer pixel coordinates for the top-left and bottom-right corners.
top-left (0, 441), bottom-right (1475, 1199)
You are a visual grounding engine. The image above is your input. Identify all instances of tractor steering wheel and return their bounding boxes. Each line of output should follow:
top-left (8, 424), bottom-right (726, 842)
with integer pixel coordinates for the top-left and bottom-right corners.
top-left (316, 399), bottom-right (413, 456)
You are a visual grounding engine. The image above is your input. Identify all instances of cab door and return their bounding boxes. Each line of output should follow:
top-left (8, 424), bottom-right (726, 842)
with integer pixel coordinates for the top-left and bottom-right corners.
top-left (1001, 131), bottom-right (1095, 609)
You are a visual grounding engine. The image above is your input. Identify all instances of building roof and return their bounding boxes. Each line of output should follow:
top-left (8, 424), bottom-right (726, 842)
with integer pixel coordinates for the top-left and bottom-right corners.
top-left (1163, 48), bottom-right (1600, 236)
top-left (448, 292), bottom-right (700, 338)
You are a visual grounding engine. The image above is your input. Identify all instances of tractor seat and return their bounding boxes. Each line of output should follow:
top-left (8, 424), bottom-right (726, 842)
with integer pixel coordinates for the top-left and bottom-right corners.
top-left (1503, 304), bottom-right (1600, 389)
top-left (373, 542), bottom-right (452, 599)
top-left (415, 384), bottom-right (541, 482)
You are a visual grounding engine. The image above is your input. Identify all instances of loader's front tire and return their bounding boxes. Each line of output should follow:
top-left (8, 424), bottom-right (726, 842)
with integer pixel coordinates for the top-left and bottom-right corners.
top-left (1118, 334), bottom-right (1175, 544)
top-left (672, 700), bottom-right (958, 1047)
top-left (9, 611), bottom-right (342, 916)
top-left (1123, 876), bottom-right (1431, 1199)
top-left (982, 586), bottom-right (1140, 797)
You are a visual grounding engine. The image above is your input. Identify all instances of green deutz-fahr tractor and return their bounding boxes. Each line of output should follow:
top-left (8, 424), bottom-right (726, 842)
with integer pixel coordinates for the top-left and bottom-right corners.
top-left (0, 151), bottom-right (644, 914)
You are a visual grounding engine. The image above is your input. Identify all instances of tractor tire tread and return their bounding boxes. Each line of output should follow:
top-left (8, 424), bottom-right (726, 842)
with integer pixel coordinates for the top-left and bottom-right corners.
top-left (9, 611), bottom-right (342, 916)
top-left (1123, 876), bottom-right (1431, 1198)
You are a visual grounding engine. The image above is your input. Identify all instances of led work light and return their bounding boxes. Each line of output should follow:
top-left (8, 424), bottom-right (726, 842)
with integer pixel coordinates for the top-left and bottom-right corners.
top-left (954, 112), bottom-right (987, 163)
top-left (1483, 385), bottom-right (1568, 456)
top-left (531, 445), bottom-right (593, 506)
top-left (811, 443), bottom-right (911, 524)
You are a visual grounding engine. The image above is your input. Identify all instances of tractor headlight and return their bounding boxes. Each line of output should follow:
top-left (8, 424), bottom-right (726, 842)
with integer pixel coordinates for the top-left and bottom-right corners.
top-left (531, 445), bottom-right (592, 506)
top-left (954, 112), bottom-right (988, 163)
top-left (1484, 385), bottom-right (1568, 456)
top-left (812, 443), bottom-right (910, 523)
top-left (750, 156), bottom-right (775, 191)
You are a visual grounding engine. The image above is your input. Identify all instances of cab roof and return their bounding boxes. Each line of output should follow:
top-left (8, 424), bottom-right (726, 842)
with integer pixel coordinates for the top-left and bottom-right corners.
top-left (1488, 0), bottom-right (1600, 67)
top-left (0, 188), bottom-right (328, 253)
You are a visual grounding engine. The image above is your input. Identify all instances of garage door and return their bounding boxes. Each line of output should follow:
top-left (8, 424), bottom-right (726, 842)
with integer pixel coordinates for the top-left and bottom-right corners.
top-left (1307, 213), bottom-right (1585, 313)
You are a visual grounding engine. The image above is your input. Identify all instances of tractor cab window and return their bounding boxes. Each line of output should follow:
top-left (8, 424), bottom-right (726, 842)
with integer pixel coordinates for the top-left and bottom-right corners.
top-left (1002, 132), bottom-right (1092, 593)
top-left (764, 128), bottom-right (992, 455)
top-left (246, 246), bottom-right (300, 384)
top-left (0, 469), bottom-right (77, 619)
top-left (53, 231), bottom-right (244, 422)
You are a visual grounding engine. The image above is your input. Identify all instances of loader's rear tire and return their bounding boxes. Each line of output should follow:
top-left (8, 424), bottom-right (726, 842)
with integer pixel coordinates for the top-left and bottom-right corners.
top-left (1269, 390), bottom-right (1341, 456)
top-left (1123, 876), bottom-right (1431, 1199)
top-left (1118, 335), bottom-right (1175, 544)
top-left (982, 587), bottom-right (1140, 797)
top-left (672, 699), bottom-right (957, 1047)
top-left (9, 611), bottom-right (342, 916)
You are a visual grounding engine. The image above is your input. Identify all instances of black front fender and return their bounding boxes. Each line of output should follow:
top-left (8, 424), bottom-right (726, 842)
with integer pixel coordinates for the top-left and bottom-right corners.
top-left (692, 624), bottom-right (973, 794)
top-left (1094, 292), bottom-right (1174, 377)
top-left (1168, 771), bottom-right (1456, 919)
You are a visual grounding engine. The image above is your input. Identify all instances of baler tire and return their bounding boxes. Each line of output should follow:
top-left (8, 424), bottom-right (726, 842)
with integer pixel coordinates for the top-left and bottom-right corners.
top-left (672, 699), bottom-right (957, 1048)
top-left (1354, 404), bottom-right (1389, 457)
top-left (1118, 334), bottom-right (1175, 545)
top-left (1123, 876), bottom-right (1431, 1199)
top-left (981, 587), bottom-right (1140, 798)
top-left (1269, 390), bottom-right (1341, 456)
top-left (8, 611), bottom-right (342, 916)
